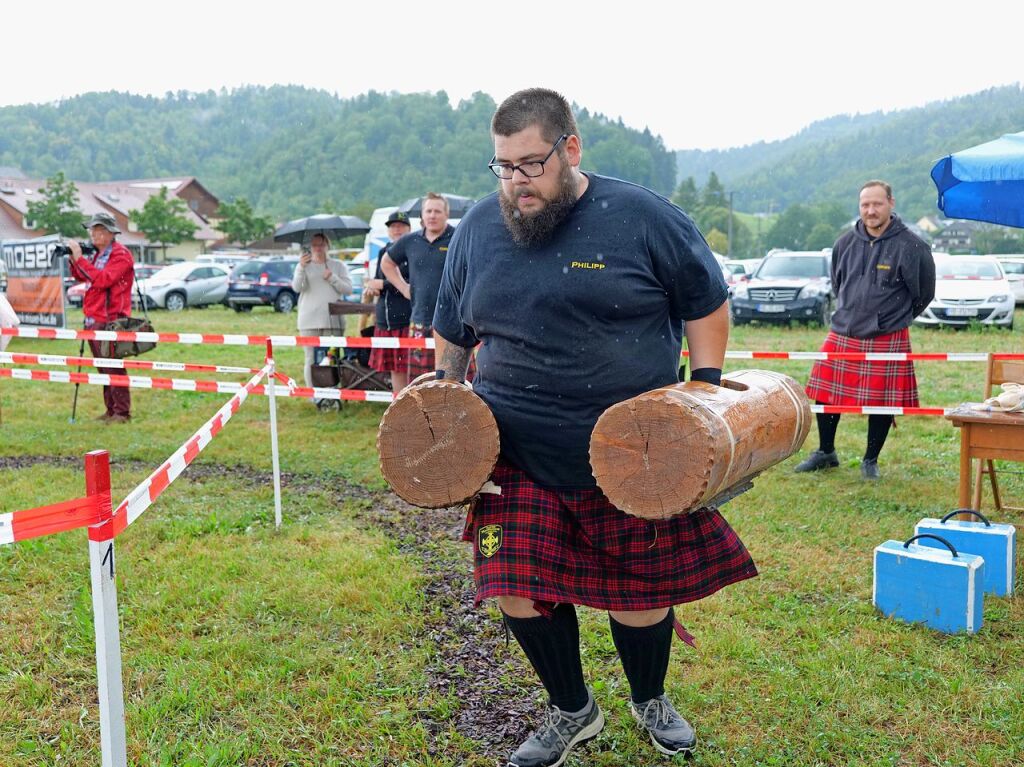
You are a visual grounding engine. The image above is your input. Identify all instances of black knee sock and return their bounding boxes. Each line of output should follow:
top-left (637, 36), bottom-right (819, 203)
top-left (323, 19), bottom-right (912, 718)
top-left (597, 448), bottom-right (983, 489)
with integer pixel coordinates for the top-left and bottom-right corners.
top-left (609, 609), bottom-right (674, 704)
top-left (865, 414), bottom-right (894, 461)
top-left (503, 604), bottom-right (589, 712)
top-left (816, 409), bottom-right (840, 454)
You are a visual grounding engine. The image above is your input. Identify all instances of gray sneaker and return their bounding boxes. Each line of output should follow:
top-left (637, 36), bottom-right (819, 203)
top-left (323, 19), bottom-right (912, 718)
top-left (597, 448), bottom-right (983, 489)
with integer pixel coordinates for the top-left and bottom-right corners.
top-left (630, 694), bottom-right (697, 756)
top-left (508, 694), bottom-right (604, 767)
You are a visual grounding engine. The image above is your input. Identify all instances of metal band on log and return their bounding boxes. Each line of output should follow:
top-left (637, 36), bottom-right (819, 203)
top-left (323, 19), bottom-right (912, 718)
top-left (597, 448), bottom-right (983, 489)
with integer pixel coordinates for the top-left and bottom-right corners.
top-left (590, 369), bottom-right (811, 519)
top-left (377, 379), bottom-right (499, 508)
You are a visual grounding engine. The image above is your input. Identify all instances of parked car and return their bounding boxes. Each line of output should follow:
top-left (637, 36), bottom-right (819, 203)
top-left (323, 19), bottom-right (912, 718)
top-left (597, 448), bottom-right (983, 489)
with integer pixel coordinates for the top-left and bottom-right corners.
top-left (136, 262), bottom-right (230, 311)
top-left (729, 249), bottom-right (833, 325)
top-left (995, 255), bottom-right (1024, 304)
top-left (226, 256), bottom-right (300, 312)
top-left (67, 264), bottom-right (163, 308)
top-left (345, 260), bottom-right (366, 301)
top-left (722, 260), bottom-right (751, 294)
top-left (915, 254), bottom-right (1015, 330)
top-left (196, 253), bottom-right (253, 270)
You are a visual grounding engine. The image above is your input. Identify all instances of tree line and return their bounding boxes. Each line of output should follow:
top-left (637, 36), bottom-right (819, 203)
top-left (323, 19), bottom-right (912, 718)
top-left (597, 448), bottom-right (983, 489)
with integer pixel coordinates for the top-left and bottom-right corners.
top-left (0, 87), bottom-right (677, 223)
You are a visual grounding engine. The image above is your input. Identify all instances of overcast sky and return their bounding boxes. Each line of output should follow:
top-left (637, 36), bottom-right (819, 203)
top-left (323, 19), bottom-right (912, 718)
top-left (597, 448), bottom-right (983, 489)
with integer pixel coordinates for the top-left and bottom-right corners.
top-left (7, 1), bottom-right (1022, 151)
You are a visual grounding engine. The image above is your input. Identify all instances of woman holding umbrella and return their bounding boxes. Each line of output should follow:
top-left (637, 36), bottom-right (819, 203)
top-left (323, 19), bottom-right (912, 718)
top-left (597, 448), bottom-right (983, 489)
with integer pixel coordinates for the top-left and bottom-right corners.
top-left (291, 233), bottom-right (352, 387)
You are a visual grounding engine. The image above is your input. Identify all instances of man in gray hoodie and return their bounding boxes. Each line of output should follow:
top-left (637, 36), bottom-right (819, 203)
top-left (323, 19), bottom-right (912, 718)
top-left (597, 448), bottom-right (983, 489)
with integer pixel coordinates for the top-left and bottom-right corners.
top-left (795, 180), bottom-right (935, 479)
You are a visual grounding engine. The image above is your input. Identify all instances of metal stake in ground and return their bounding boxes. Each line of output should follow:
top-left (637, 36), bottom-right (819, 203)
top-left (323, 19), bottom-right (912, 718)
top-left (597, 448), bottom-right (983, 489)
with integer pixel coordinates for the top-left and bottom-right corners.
top-left (70, 338), bottom-right (86, 423)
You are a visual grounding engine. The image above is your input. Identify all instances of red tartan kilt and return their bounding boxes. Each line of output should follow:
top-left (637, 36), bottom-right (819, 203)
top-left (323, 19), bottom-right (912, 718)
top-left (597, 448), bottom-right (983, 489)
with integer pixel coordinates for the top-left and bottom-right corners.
top-left (462, 462), bottom-right (758, 612)
top-left (805, 328), bottom-right (919, 407)
top-left (407, 325), bottom-right (476, 380)
top-left (368, 326), bottom-right (410, 372)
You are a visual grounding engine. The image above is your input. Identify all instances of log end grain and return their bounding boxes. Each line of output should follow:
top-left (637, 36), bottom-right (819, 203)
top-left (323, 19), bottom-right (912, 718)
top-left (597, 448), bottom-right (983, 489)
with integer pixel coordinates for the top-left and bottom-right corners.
top-left (377, 380), bottom-right (499, 508)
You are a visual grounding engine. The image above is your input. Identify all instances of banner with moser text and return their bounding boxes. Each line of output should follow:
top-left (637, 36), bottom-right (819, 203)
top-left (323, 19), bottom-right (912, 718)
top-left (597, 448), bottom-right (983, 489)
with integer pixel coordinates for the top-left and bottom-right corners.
top-left (1, 235), bottom-right (67, 328)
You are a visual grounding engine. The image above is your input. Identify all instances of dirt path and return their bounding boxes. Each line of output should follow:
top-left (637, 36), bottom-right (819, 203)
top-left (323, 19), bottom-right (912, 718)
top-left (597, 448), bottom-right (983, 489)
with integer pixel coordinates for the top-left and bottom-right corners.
top-left (0, 455), bottom-right (536, 756)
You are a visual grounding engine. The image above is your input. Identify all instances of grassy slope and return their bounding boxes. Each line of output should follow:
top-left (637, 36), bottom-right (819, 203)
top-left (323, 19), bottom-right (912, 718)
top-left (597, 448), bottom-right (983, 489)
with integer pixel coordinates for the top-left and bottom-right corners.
top-left (1, 305), bottom-right (1022, 766)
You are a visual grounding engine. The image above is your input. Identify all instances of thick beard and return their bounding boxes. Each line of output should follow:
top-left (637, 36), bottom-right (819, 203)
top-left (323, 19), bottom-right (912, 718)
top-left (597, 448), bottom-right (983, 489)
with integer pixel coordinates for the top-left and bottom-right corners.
top-left (499, 162), bottom-right (580, 247)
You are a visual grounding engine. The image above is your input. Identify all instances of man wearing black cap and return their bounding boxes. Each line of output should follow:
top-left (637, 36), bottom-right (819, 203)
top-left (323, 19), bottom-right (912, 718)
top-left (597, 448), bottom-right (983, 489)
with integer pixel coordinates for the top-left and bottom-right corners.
top-left (380, 193), bottom-right (456, 377)
top-left (68, 211), bottom-right (136, 422)
top-left (365, 210), bottom-right (413, 391)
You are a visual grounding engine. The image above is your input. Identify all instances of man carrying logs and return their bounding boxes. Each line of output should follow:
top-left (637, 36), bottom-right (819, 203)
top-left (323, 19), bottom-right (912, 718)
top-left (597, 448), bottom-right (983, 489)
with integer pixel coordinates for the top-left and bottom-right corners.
top-left (430, 88), bottom-right (758, 766)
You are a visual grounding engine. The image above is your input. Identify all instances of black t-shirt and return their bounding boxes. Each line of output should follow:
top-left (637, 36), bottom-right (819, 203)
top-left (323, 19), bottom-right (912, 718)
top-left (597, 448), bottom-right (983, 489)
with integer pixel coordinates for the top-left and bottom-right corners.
top-left (387, 224), bottom-right (455, 326)
top-left (433, 174), bottom-right (727, 489)
top-left (374, 242), bottom-right (411, 329)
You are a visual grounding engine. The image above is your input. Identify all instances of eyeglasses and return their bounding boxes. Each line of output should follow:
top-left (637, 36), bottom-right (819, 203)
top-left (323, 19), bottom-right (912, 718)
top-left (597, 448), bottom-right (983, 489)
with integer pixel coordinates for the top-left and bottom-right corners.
top-left (488, 134), bottom-right (568, 180)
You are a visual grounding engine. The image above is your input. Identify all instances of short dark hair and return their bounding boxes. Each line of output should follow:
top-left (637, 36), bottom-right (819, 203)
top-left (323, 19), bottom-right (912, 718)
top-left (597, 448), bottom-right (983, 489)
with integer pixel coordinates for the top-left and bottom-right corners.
top-left (422, 192), bottom-right (449, 215)
top-left (491, 88), bottom-right (579, 144)
top-left (860, 180), bottom-right (893, 200)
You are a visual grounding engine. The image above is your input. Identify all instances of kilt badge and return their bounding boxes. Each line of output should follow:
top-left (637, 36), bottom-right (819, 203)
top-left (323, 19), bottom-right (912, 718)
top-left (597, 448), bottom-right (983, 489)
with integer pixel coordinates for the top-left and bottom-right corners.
top-left (478, 524), bottom-right (502, 558)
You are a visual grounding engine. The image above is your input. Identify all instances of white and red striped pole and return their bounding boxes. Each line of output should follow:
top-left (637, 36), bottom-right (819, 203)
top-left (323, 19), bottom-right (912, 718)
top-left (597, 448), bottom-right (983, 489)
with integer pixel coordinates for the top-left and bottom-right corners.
top-left (266, 340), bottom-right (283, 530)
top-left (85, 450), bottom-right (128, 767)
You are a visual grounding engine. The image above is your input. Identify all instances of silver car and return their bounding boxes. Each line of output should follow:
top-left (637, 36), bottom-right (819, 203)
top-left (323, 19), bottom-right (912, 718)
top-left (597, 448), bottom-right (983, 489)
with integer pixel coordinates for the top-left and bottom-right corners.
top-left (137, 262), bottom-right (230, 311)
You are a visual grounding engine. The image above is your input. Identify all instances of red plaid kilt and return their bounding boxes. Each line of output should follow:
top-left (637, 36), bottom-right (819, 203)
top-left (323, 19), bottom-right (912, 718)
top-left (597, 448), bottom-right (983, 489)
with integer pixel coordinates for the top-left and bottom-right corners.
top-left (368, 325), bottom-right (410, 373)
top-left (406, 324), bottom-right (436, 378)
top-left (407, 324), bottom-right (476, 380)
top-left (462, 462), bottom-right (758, 612)
top-left (805, 328), bottom-right (919, 407)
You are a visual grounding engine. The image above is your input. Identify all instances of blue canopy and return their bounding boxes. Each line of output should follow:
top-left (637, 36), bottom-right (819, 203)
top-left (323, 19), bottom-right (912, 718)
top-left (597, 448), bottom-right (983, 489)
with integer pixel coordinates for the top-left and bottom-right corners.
top-left (931, 131), bottom-right (1024, 228)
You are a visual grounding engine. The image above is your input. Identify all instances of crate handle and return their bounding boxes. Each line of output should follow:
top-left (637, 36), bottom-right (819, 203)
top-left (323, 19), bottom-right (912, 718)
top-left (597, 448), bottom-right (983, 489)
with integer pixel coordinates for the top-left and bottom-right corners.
top-left (940, 509), bottom-right (992, 527)
top-left (903, 534), bottom-right (958, 557)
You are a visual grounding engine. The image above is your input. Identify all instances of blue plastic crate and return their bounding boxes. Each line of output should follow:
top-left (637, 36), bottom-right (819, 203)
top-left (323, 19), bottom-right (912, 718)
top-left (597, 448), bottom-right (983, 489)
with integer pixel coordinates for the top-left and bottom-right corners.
top-left (915, 510), bottom-right (1016, 598)
top-left (873, 534), bottom-right (985, 634)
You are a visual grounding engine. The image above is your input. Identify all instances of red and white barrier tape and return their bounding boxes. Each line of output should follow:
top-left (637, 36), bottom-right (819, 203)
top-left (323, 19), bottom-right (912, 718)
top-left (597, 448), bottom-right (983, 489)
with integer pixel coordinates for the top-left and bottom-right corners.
top-left (88, 363), bottom-right (272, 542)
top-left (4, 327), bottom-right (1021, 361)
top-left (810, 404), bottom-right (951, 416)
top-left (0, 367), bottom-right (395, 401)
top-left (0, 351), bottom-right (258, 375)
top-left (1, 493), bottom-right (106, 546)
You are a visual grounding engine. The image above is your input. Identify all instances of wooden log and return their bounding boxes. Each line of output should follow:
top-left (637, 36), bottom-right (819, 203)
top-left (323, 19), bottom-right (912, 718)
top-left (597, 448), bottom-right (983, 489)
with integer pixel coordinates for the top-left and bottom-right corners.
top-left (590, 369), bottom-right (811, 519)
top-left (377, 378), bottom-right (500, 508)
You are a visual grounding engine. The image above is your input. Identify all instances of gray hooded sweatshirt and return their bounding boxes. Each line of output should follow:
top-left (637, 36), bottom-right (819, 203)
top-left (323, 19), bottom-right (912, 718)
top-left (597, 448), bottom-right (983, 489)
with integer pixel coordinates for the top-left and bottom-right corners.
top-left (829, 215), bottom-right (935, 339)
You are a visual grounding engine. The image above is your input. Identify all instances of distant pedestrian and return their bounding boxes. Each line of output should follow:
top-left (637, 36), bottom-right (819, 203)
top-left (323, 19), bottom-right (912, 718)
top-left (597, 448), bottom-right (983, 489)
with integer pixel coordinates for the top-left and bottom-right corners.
top-left (291, 233), bottom-right (352, 388)
top-left (364, 210), bottom-right (413, 391)
top-left (379, 193), bottom-right (457, 378)
top-left (794, 180), bottom-right (935, 479)
top-left (68, 212), bottom-right (135, 423)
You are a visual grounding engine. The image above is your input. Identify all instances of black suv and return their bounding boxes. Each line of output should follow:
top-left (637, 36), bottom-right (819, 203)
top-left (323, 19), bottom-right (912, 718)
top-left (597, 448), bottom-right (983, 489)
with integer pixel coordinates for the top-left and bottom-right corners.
top-left (226, 256), bottom-right (299, 312)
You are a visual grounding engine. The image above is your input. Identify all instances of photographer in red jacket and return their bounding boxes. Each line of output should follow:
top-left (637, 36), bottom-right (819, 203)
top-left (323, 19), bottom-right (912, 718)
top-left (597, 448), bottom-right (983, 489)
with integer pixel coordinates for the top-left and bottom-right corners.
top-left (68, 211), bottom-right (136, 422)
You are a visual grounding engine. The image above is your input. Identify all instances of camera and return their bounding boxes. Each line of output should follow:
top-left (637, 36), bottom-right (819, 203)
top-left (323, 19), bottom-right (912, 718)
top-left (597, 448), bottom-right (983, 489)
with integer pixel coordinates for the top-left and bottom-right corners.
top-left (52, 241), bottom-right (98, 258)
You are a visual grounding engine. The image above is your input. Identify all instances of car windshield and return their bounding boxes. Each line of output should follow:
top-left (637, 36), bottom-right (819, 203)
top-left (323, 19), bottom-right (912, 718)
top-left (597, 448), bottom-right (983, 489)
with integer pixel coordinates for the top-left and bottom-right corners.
top-left (149, 263), bottom-right (195, 280)
top-left (1000, 261), bottom-right (1024, 275)
top-left (936, 259), bottom-right (1003, 279)
top-left (233, 261), bottom-right (273, 279)
top-left (756, 256), bottom-right (828, 279)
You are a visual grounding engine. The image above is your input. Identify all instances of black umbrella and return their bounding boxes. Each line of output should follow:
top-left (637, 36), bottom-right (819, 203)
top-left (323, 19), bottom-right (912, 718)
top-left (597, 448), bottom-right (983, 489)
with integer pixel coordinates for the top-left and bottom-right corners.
top-left (397, 193), bottom-right (476, 219)
top-left (273, 214), bottom-right (371, 244)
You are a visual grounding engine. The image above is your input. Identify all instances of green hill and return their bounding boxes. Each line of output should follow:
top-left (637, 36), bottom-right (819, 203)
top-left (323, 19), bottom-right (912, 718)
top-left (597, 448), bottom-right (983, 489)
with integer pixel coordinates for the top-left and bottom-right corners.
top-left (676, 85), bottom-right (1024, 219)
top-left (0, 87), bottom-right (677, 218)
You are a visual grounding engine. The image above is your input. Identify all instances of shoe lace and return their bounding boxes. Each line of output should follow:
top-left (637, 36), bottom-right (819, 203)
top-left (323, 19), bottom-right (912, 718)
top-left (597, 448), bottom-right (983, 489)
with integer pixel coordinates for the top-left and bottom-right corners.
top-left (534, 706), bottom-right (575, 750)
top-left (639, 696), bottom-right (675, 728)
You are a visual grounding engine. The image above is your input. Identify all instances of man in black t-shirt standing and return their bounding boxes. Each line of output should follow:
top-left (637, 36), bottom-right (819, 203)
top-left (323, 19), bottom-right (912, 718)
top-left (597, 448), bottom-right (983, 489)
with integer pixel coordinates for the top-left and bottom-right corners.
top-left (365, 210), bottom-right (413, 391)
top-left (431, 89), bottom-right (756, 767)
top-left (380, 192), bottom-right (455, 378)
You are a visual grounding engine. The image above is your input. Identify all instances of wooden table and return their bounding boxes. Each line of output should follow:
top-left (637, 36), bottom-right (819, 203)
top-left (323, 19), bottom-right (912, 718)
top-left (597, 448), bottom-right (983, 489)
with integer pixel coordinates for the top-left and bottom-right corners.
top-left (946, 405), bottom-right (1024, 513)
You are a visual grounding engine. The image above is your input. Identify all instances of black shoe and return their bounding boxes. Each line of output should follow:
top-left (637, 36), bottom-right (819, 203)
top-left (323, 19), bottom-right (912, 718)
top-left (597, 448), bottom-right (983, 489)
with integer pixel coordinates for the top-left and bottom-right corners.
top-left (508, 693), bottom-right (604, 767)
top-left (630, 694), bottom-right (697, 756)
top-left (861, 458), bottom-right (880, 480)
top-left (794, 450), bottom-right (839, 473)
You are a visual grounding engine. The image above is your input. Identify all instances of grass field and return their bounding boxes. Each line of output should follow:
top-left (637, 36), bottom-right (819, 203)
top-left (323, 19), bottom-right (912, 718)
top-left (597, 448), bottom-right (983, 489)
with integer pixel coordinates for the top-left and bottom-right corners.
top-left (1, 305), bottom-right (1022, 766)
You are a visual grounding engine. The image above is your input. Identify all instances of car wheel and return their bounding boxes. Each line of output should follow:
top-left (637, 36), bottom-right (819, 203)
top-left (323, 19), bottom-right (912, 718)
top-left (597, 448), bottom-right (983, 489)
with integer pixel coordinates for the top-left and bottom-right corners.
top-left (165, 292), bottom-right (186, 312)
top-left (233, 304), bottom-right (253, 313)
top-left (274, 291), bottom-right (296, 313)
top-left (817, 299), bottom-right (834, 327)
